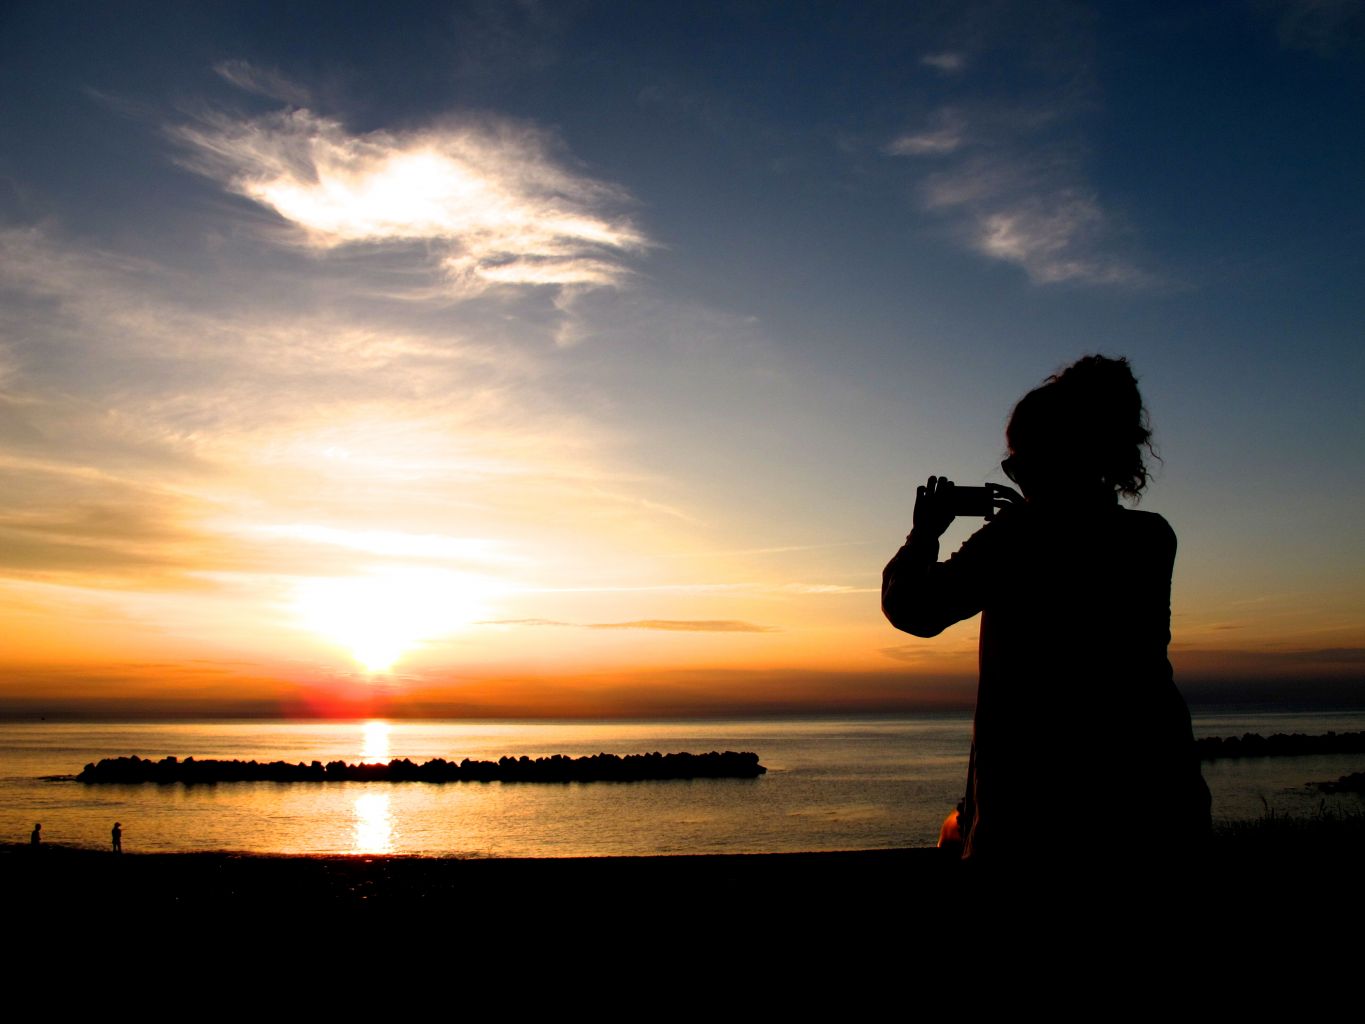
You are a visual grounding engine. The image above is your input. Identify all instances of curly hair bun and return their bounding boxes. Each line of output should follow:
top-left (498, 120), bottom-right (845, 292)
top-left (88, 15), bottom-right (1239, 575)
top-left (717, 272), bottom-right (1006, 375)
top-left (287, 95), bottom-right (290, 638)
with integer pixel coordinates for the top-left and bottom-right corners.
top-left (1008, 354), bottom-right (1155, 499)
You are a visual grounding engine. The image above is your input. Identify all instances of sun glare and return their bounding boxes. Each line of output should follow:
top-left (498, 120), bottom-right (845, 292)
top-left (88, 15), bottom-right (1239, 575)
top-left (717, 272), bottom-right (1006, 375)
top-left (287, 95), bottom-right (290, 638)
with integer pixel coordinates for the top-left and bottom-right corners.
top-left (293, 569), bottom-right (494, 673)
top-left (361, 720), bottom-right (390, 763)
top-left (353, 792), bottom-right (393, 854)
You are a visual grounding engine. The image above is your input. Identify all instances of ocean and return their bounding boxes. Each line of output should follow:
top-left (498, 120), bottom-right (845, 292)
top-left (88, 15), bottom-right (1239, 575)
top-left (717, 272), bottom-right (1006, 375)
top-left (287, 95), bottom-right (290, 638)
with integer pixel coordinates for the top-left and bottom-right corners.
top-left (3, 711), bottom-right (1362, 856)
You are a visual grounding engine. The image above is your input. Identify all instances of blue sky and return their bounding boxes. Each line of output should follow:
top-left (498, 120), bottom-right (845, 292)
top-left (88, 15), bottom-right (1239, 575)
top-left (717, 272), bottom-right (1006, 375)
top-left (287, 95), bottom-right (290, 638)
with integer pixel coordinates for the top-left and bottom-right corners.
top-left (0, 1), bottom-right (1361, 714)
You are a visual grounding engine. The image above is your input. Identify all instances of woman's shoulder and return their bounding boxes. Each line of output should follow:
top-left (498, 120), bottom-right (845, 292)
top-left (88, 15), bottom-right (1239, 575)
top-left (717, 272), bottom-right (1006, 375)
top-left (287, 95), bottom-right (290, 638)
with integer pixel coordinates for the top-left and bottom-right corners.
top-left (1119, 507), bottom-right (1176, 552)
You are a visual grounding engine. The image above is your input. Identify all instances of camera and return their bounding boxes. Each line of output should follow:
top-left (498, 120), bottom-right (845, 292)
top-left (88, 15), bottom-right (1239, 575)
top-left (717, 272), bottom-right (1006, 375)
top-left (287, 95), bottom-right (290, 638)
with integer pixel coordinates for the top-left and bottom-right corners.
top-left (949, 485), bottom-right (997, 520)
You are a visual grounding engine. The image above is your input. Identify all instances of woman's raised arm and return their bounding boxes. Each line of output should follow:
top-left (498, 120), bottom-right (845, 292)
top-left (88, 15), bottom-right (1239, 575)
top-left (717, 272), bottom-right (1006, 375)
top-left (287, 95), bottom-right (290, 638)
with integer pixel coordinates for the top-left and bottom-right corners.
top-left (882, 476), bottom-right (994, 637)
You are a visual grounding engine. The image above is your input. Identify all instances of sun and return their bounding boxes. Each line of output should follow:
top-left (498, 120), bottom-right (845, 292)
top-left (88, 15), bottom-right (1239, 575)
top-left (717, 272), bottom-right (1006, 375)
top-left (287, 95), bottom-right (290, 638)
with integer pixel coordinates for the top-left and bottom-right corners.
top-left (292, 568), bottom-right (492, 673)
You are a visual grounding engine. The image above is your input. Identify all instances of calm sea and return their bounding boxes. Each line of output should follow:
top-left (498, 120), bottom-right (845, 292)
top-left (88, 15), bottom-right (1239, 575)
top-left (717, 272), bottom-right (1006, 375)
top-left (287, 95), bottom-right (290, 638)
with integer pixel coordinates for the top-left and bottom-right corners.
top-left (2, 711), bottom-right (1362, 856)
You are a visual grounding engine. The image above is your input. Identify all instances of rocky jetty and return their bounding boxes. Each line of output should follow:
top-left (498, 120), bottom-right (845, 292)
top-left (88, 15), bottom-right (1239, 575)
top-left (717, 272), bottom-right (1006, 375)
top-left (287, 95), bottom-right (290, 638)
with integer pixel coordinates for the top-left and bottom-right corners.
top-left (77, 750), bottom-right (766, 784)
top-left (1314, 771), bottom-right (1365, 794)
top-left (1195, 731), bottom-right (1365, 761)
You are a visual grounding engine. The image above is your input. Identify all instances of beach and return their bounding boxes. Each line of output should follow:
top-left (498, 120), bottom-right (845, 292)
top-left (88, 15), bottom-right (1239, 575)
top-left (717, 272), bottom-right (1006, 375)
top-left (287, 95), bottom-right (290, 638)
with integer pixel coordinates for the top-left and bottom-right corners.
top-left (8, 813), bottom-right (1362, 917)
top-left (7, 827), bottom-right (1362, 996)
top-left (6, 843), bottom-right (948, 914)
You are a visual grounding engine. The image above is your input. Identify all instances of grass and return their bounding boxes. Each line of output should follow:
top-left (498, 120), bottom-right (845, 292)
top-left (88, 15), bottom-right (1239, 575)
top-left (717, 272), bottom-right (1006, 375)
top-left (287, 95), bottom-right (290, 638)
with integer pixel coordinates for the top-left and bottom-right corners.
top-left (1211, 800), bottom-right (1365, 852)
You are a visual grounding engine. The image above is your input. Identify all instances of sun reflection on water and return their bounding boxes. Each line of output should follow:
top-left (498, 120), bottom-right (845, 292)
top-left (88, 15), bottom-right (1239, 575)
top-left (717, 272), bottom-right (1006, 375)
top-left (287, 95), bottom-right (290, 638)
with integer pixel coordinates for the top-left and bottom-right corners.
top-left (353, 792), bottom-right (393, 854)
top-left (361, 720), bottom-right (390, 763)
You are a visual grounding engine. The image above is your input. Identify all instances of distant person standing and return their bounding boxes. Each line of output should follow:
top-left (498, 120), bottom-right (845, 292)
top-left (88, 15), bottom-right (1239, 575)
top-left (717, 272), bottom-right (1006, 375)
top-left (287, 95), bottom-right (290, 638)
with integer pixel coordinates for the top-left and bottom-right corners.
top-left (111, 821), bottom-right (122, 853)
top-left (30, 822), bottom-right (41, 846)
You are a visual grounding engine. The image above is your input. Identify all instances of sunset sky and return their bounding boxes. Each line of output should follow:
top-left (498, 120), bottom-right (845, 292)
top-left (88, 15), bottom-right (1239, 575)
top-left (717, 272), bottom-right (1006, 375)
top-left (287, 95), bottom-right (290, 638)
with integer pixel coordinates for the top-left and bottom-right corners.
top-left (1, 1), bottom-right (1361, 717)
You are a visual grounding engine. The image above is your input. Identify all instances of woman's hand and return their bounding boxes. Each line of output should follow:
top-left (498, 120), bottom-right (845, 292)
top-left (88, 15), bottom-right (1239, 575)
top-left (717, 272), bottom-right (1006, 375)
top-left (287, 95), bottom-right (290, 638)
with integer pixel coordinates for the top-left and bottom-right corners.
top-left (912, 476), bottom-right (956, 539)
top-left (986, 482), bottom-right (1024, 519)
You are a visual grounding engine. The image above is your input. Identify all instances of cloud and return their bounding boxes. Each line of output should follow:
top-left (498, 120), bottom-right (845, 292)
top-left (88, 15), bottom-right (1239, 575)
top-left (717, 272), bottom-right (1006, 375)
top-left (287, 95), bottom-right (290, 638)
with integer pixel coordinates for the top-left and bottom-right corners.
top-left (0, 225), bottom-right (695, 602)
top-left (885, 109), bottom-right (967, 156)
top-left (523, 580), bottom-right (873, 597)
top-left (1288, 649), bottom-right (1365, 666)
top-left (882, 6), bottom-right (1146, 287)
top-left (780, 583), bottom-right (877, 595)
top-left (1172, 643), bottom-right (1365, 679)
top-left (1273, 646), bottom-right (1365, 665)
top-left (880, 643), bottom-right (974, 664)
top-left (890, 110), bottom-right (1143, 285)
top-left (479, 617), bottom-right (573, 628)
top-left (481, 617), bottom-right (777, 633)
top-left (171, 108), bottom-right (651, 295)
top-left (254, 524), bottom-right (514, 564)
top-left (880, 645), bottom-right (920, 663)
top-left (213, 60), bottom-right (312, 106)
top-left (920, 51), bottom-right (967, 74)
top-left (0, 467), bottom-right (215, 584)
top-left (588, 619), bottom-right (776, 633)
top-left (972, 191), bottom-right (1134, 285)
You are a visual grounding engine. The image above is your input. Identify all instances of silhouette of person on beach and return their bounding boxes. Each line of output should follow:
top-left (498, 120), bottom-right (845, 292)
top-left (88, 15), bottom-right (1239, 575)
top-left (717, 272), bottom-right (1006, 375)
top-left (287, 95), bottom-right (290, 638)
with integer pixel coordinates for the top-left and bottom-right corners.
top-left (111, 822), bottom-right (122, 853)
top-left (30, 822), bottom-right (41, 846)
top-left (883, 355), bottom-right (1211, 868)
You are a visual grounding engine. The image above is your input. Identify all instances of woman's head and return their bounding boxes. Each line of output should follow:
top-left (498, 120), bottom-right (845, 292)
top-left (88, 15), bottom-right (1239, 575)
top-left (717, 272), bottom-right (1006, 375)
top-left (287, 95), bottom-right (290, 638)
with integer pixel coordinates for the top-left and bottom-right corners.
top-left (1004, 355), bottom-right (1154, 503)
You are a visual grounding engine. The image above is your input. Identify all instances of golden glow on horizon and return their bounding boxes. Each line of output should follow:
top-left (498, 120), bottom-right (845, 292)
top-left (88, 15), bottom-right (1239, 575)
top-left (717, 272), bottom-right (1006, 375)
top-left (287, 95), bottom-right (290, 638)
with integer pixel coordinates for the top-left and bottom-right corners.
top-left (0, 220), bottom-right (1356, 715)
top-left (292, 569), bottom-right (495, 673)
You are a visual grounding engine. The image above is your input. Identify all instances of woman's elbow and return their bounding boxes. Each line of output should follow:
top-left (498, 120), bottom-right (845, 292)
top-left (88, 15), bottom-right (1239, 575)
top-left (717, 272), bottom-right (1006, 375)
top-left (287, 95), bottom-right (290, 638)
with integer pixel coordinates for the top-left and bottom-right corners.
top-left (882, 595), bottom-right (946, 638)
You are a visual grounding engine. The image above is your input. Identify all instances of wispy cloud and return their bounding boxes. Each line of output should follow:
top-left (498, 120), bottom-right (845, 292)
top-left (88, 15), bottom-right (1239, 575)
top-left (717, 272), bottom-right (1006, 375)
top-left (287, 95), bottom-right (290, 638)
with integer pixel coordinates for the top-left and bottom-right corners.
top-left (526, 580), bottom-right (873, 596)
top-left (253, 525), bottom-right (516, 564)
top-left (1172, 644), bottom-right (1365, 685)
top-left (879, 644), bottom-right (977, 670)
top-left (781, 583), bottom-right (877, 595)
top-left (0, 216), bottom-right (820, 683)
top-left (1277, 646), bottom-right (1365, 665)
top-left (0, 465), bottom-right (216, 585)
top-left (920, 51), bottom-right (967, 74)
top-left (885, 108), bottom-right (967, 156)
top-left (481, 617), bottom-right (777, 633)
top-left (479, 618), bottom-right (572, 628)
top-left (589, 619), bottom-right (776, 633)
top-left (883, 6), bottom-right (1147, 287)
top-left (968, 186), bottom-right (1132, 285)
top-left (212, 60), bottom-right (311, 106)
top-left (890, 109), bottom-right (1143, 285)
top-left (0, 225), bottom-right (689, 598)
top-left (172, 107), bottom-right (651, 295)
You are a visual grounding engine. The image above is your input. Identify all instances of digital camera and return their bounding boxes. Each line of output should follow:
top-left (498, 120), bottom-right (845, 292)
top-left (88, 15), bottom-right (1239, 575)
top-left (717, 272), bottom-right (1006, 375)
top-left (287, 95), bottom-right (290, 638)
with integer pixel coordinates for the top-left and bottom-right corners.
top-left (949, 485), bottom-right (997, 520)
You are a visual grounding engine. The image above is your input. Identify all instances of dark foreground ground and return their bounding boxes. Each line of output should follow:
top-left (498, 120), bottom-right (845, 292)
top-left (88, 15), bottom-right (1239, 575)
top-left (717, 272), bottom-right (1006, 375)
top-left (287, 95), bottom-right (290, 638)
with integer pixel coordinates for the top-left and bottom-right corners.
top-left (5, 821), bottom-right (1362, 994)
top-left (11, 843), bottom-right (955, 918)
top-left (7, 812), bottom-right (1363, 918)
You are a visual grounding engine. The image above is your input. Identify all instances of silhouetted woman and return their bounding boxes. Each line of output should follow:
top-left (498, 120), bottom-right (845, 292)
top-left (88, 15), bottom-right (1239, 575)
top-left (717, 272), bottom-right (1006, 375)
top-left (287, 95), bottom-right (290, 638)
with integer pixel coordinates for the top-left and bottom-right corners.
top-left (882, 355), bottom-right (1210, 867)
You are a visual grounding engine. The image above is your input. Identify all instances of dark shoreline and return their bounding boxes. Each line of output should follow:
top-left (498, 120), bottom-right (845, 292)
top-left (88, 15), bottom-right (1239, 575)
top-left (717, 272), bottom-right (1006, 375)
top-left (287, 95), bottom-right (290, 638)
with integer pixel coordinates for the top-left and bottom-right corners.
top-left (4, 843), bottom-right (952, 918)
top-left (7, 813), bottom-right (1363, 916)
